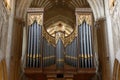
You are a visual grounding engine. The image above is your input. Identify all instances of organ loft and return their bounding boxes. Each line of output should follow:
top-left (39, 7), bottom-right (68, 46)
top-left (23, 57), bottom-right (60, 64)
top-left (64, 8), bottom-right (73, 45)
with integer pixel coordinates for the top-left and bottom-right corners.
top-left (24, 8), bottom-right (96, 80)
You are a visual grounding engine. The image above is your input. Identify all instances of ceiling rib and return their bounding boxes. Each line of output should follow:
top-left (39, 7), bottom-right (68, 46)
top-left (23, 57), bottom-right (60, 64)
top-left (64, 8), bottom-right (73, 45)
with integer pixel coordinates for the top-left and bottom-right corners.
top-left (30, 0), bottom-right (90, 10)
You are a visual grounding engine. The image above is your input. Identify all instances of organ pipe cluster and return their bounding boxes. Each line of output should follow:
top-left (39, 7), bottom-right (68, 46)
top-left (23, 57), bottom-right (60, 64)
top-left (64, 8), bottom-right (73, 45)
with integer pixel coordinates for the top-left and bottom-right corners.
top-left (78, 21), bottom-right (93, 68)
top-left (27, 21), bottom-right (42, 68)
top-left (26, 20), bottom-right (94, 69)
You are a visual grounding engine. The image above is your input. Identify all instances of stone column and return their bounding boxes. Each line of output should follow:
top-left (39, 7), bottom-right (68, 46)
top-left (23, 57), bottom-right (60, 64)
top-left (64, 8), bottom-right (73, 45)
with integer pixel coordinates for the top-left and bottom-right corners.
top-left (9, 17), bottom-right (24, 80)
top-left (95, 18), bottom-right (111, 80)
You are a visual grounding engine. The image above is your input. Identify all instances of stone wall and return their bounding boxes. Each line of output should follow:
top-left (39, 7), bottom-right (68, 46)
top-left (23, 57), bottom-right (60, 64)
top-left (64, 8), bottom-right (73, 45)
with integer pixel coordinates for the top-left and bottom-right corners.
top-left (0, 0), bottom-right (9, 80)
top-left (0, 0), bottom-right (9, 61)
top-left (110, 0), bottom-right (120, 59)
top-left (110, 0), bottom-right (120, 79)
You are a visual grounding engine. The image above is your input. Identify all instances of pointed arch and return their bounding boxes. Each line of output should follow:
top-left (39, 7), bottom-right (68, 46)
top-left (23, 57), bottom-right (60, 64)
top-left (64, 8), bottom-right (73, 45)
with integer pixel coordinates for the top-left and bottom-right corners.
top-left (87, 0), bottom-right (105, 20)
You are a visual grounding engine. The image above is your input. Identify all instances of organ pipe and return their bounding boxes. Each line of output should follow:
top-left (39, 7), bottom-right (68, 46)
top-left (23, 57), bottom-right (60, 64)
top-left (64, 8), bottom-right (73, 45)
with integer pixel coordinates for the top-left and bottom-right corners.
top-left (42, 38), bottom-right (55, 67)
top-left (86, 23), bottom-right (91, 68)
top-left (56, 39), bottom-right (64, 69)
top-left (26, 27), bottom-right (31, 67)
top-left (26, 21), bottom-right (42, 68)
top-left (79, 25), bottom-right (84, 68)
top-left (78, 21), bottom-right (93, 68)
top-left (29, 24), bottom-right (33, 68)
top-left (83, 21), bottom-right (88, 68)
top-left (89, 25), bottom-right (93, 67)
top-left (33, 22), bottom-right (37, 67)
top-left (26, 20), bottom-right (94, 69)
top-left (65, 38), bottom-right (77, 67)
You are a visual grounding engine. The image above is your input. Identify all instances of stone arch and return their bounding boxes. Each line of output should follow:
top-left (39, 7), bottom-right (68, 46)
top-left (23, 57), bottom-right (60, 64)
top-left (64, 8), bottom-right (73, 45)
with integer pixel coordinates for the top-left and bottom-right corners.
top-left (16, 0), bottom-right (105, 21)
top-left (87, 0), bottom-right (105, 21)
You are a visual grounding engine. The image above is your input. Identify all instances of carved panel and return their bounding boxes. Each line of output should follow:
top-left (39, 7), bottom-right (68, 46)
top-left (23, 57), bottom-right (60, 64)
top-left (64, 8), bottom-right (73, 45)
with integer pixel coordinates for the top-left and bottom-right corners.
top-left (27, 8), bottom-right (44, 26)
top-left (78, 14), bottom-right (92, 26)
top-left (76, 8), bottom-right (93, 26)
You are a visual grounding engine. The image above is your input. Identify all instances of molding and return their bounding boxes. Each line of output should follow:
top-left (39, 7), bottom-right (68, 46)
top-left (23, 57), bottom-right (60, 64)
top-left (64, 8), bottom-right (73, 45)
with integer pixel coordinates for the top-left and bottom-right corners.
top-left (27, 8), bottom-right (44, 13)
top-left (27, 8), bottom-right (44, 26)
top-left (75, 8), bottom-right (92, 13)
top-left (94, 17), bottom-right (106, 28)
top-left (14, 17), bottom-right (25, 26)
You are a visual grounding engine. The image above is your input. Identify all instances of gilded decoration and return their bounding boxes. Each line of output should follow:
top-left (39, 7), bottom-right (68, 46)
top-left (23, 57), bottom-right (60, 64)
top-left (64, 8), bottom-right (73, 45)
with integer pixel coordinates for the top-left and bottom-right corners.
top-left (55, 31), bottom-right (65, 44)
top-left (27, 13), bottom-right (42, 26)
top-left (42, 27), bottom-right (56, 47)
top-left (64, 27), bottom-right (77, 47)
top-left (78, 14), bottom-right (92, 26)
top-left (43, 26), bottom-right (77, 47)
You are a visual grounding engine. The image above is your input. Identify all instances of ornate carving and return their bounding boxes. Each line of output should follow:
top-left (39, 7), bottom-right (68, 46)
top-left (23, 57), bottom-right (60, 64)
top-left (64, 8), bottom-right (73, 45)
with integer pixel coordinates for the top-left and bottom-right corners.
top-left (55, 31), bottom-right (65, 44)
top-left (27, 8), bottom-right (44, 26)
top-left (27, 13), bottom-right (43, 26)
top-left (78, 14), bottom-right (92, 26)
top-left (43, 26), bottom-right (77, 47)
top-left (42, 27), bottom-right (56, 47)
top-left (64, 27), bottom-right (77, 47)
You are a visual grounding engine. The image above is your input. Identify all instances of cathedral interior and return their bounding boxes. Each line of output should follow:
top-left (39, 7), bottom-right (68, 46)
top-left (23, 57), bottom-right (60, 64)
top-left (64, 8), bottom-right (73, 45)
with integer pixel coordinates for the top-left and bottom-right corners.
top-left (0, 0), bottom-right (120, 80)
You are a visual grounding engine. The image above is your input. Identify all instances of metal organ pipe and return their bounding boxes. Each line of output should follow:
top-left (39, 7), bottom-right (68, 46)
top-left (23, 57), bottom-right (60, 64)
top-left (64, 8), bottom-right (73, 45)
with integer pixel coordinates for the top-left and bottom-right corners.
top-left (56, 39), bottom-right (64, 69)
top-left (36, 24), bottom-right (41, 68)
top-left (26, 21), bottom-right (42, 68)
top-left (79, 25), bottom-right (84, 68)
top-left (78, 21), bottom-right (94, 68)
top-left (27, 27), bottom-right (31, 67)
top-left (29, 24), bottom-right (33, 68)
top-left (86, 23), bottom-right (91, 68)
top-left (83, 22), bottom-right (88, 68)
top-left (26, 20), bottom-right (94, 69)
top-left (89, 25), bottom-right (93, 68)
top-left (33, 22), bottom-right (37, 68)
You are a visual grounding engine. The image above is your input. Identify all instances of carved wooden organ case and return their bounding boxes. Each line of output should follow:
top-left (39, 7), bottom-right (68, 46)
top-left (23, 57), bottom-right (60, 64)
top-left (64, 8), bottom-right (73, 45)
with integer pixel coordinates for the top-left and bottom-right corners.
top-left (24, 8), bottom-right (96, 80)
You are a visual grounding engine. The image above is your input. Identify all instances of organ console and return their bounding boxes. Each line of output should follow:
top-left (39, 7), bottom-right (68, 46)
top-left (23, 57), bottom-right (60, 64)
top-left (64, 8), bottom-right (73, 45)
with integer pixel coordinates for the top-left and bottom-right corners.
top-left (24, 8), bottom-right (96, 80)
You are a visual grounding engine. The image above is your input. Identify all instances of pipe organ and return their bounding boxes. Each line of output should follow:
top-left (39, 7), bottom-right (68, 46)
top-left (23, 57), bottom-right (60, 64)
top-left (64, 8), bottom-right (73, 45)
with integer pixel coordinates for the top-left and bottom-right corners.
top-left (24, 8), bottom-right (96, 80)
top-left (26, 21), bottom-right (42, 68)
top-left (56, 31), bottom-right (65, 69)
top-left (65, 37), bottom-right (77, 67)
top-left (78, 21), bottom-right (93, 68)
top-left (42, 37), bottom-right (55, 67)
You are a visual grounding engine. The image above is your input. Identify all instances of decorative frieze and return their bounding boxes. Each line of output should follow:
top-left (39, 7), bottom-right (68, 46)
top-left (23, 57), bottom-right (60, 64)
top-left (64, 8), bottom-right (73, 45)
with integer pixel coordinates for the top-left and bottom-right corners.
top-left (27, 8), bottom-right (44, 26)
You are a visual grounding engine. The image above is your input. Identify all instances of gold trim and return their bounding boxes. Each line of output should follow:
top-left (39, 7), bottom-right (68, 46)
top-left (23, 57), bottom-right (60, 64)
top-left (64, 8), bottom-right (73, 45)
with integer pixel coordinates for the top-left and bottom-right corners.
top-left (78, 14), bottom-right (92, 26)
top-left (27, 13), bottom-right (42, 26)
top-left (55, 31), bottom-right (65, 44)
top-left (43, 56), bottom-right (55, 60)
top-left (65, 55), bottom-right (77, 60)
top-left (64, 27), bottom-right (77, 47)
top-left (42, 23), bottom-right (77, 47)
top-left (42, 27), bottom-right (56, 46)
top-left (56, 59), bottom-right (64, 62)
top-left (30, 54), bottom-right (32, 58)
top-left (79, 54), bottom-right (93, 58)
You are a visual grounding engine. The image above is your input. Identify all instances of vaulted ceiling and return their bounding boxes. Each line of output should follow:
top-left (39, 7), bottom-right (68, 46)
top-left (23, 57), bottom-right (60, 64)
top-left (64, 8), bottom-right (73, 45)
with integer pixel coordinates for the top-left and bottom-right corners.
top-left (16, 0), bottom-right (105, 21)
top-left (29, 0), bottom-right (90, 28)
top-left (30, 0), bottom-right (90, 10)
